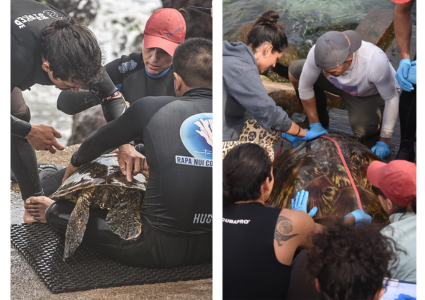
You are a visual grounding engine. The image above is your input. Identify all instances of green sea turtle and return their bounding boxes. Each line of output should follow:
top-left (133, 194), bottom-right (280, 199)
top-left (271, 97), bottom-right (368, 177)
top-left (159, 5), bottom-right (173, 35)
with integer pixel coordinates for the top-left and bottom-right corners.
top-left (269, 133), bottom-right (388, 223)
top-left (50, 154), bottom-right (148, 259)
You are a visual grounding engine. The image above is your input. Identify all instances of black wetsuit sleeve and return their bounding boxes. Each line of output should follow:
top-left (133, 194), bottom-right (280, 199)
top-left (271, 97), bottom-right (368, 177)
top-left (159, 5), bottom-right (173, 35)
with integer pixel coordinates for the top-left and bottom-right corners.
top-left (70, 99), bottom-right (156, 166)
top-left (11, 115), bottom-right (31, 137)
top-left (57, 68), bottom-right (127, 122)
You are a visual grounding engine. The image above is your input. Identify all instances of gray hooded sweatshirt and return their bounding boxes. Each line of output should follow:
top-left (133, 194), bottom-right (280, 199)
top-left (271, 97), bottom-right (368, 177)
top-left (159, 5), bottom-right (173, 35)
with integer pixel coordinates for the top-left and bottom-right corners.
top-left (223, 41), bottom-right (293, 141)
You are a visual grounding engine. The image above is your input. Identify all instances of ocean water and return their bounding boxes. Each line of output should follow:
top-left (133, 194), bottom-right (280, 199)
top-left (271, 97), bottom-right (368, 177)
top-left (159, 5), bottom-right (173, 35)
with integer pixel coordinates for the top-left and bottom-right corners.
top-left (224, 0), bottom-right (416, 45)
top-left (22, 0), bottom-right (162, 143)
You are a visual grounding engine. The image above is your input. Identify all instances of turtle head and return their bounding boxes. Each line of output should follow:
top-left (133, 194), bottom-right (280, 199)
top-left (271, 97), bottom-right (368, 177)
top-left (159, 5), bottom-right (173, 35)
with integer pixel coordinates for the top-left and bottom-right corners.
top-left (92, 186), bottom-right (120, 209)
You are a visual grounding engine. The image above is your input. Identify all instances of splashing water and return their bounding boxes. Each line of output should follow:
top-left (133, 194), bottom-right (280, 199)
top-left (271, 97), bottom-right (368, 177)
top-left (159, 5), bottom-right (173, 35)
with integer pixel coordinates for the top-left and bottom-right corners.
top-left (22, 0), bottom-right (162, 143)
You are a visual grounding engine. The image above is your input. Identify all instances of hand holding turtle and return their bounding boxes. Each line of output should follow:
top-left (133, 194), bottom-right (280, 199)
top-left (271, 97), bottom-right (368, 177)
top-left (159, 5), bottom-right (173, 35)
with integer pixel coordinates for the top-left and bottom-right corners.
top-left (396, 59), bottom-right (413, 91)
top-left (344, 209), bottom-right (372, 225)
top-left (291, 189), bottom-right (318, 217)
top-left (298, 123), bottom-right (328, 141)
top-left (25, 124), bottom-right (65, 154)
top-left (62, 162), bottom-right (78, 183)
top-left (117, 144), bottom-right (149, 182)
top-left (371, 141), bottom-right (390, 159)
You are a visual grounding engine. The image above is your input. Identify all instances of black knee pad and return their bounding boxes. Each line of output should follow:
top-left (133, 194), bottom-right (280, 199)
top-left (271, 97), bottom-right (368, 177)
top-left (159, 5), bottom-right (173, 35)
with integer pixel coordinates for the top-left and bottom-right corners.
top-left (15, 106), bottom-right (31, 123)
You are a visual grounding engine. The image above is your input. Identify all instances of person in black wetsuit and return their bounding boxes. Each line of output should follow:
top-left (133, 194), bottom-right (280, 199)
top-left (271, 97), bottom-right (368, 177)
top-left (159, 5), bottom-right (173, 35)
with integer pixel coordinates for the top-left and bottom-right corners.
top-left (39, 8), bottom-right (188, 195)
top-left (25, 38), bottom-right (212, 268)
top-left (222, 143), bottom-right (320, 299)
top-left (56, 8), bottom-right (186, 114)
top-left (11, 0), bottom-right (127, 222)
top-left (392, 0), bottom-right (416, 162)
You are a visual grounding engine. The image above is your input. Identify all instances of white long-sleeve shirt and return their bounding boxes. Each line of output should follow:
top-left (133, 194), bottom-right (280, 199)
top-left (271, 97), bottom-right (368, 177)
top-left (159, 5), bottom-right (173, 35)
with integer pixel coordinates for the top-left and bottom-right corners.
top-left (299, 41), bottom-right (401, 138)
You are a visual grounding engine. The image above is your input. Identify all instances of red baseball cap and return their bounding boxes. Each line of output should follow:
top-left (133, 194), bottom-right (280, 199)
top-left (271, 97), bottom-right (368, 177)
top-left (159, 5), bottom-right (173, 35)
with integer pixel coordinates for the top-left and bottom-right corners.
top-left (144, 8), bottom-right (186, 56)
top-left (367, 160), bottom-right (416, 207)
top-left (391, 0), bottom-right (411, 3)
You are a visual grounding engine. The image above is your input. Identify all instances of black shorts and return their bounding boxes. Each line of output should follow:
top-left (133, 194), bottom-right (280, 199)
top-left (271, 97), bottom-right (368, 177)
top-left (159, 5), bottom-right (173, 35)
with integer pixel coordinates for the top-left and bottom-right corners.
top-left (45, 201), bottom-right (212, 268)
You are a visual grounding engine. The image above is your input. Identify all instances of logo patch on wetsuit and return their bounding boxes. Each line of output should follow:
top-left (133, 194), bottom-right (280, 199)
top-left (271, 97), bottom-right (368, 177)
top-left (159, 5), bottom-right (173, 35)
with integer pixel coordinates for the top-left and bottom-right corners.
top-left (193, 214), bottom-right (212, 224)
top-left (222, 218), bottom-right (251, 225)
top-left (43, 10), bottom-right (63, 20)
top-left (118, 60), bottom-right (138, 73)
top-left (14, 10), bottom-right (64, 29)
top-left (176, 113), bottom-right (213, 168)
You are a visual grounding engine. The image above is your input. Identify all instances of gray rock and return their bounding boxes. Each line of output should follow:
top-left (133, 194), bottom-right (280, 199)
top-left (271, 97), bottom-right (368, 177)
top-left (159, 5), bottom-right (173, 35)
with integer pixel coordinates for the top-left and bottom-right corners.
top-left (67, 106), bottom-right (106, 146)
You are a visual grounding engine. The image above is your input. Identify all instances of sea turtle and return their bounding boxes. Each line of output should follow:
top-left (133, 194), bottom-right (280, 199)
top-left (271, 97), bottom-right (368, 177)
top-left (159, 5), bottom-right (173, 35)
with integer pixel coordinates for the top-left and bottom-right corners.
top-left (50, 153), bottom-right (148, 259)
top-left (269, 133), bottom-right (388, 223)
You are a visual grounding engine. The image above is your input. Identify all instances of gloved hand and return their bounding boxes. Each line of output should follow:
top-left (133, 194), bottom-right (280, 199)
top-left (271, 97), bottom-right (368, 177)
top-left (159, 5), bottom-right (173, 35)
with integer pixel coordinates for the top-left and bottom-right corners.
top-left (282, 132), bottom-right (299, 143)
top-left (291, 189), bottom-right (318, 217)
top-left (396, 59), bottom-right (413, 92)
top-left (395, 294), bottom-right (416, 300)
top-left (344, 209), bottom-right (372, 225)
top-left (298, 123), bottom-right (328, 141)
top-left (371, 141), bottom-right (390, 159)
top-left (407, 60), bottom-right (416, 85)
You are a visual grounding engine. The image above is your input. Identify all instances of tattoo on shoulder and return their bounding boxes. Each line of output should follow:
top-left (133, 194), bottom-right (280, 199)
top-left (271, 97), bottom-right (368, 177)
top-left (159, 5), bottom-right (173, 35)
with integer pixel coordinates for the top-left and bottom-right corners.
top-left (274, 216), bottom-right (299, 246)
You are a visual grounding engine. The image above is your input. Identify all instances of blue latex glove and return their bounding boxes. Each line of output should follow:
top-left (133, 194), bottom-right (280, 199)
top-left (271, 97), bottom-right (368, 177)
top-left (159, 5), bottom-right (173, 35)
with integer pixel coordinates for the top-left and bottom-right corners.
top-left (282, 132), bottom-right (300, 143)
top-left (371, 141), bottom-right (390, 159)
top-left (395, 294), bottom-right (416, 300)
top-left (407, 60), bottom-right (416, 85)
top-left (344, 209), bottom-right (372, 225)
top-left (298, 123), bottom-right (328, 141)
top-left (291, 189), bottom-right (318, 217)
top-left (396, 59), bottom-right (413, 91)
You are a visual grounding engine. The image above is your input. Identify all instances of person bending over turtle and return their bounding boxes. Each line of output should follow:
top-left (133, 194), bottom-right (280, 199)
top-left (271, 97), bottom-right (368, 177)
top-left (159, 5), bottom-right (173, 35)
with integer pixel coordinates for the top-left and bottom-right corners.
top-left (25, 38), bottom-right (212, 268)
top-left (284, 30), bottom-right (401, 159)
top-left (392, 0), bottom-right (416, 162)
top-left (344, 160), bottom-right (416, 283)
top-left (39, 8), bottom-right (187, 196)
top-left (306, 220), bottom-right (398, 300)
top-left (223, 10), bottom-right (327, 144)
top-left (12, 0), bottom-right (128, 222)
top-left (223, 143), bottom-right (320, 299)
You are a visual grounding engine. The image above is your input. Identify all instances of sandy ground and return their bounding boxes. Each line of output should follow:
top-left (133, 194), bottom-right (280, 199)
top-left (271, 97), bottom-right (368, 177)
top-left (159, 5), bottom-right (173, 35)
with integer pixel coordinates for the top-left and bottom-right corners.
top-left (10, 145), bottom-right (212, 300)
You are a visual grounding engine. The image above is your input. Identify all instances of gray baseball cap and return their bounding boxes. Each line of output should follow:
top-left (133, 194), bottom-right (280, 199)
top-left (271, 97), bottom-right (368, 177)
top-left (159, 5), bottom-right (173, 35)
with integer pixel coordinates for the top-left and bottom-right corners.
top-left (314, 30), bottom-right (362, 70)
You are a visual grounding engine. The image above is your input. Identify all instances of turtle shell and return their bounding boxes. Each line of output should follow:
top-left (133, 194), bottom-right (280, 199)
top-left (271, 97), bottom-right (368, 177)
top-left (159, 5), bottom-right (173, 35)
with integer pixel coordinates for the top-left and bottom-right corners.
top-left (50, 153), bottom-right (148, 207)
top-left (269, 133), bottom-right (388, 223)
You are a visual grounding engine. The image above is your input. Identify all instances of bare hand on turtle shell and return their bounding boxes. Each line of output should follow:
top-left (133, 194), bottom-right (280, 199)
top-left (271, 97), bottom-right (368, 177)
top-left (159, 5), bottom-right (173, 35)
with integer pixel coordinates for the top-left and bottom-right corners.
top-left (116, 144), bottom-right (148, 182)
top-left (26, 124), bottom-right (65, 154)
top-left (62, 163), bottom-right (78, 183)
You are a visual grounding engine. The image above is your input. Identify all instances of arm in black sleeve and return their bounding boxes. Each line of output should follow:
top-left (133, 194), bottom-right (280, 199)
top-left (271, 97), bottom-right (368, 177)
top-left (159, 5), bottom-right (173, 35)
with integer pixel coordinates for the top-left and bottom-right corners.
top-left (11, 115), bottom-right (31, 137)
top-left (70, 100), bottom-right (147, 167)
top-left (57, 68), bottom-right (127, 122)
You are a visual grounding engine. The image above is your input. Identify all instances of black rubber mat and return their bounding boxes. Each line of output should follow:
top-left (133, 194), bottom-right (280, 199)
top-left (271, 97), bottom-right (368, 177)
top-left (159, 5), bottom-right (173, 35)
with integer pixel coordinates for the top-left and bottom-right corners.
top-left (11, 223), bottom-right (212, 294)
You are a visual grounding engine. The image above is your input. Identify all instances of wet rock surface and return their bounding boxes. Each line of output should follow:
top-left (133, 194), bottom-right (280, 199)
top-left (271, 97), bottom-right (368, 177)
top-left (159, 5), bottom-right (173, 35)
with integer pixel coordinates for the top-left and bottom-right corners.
top-left (67, 106), bottom-right (106, 146)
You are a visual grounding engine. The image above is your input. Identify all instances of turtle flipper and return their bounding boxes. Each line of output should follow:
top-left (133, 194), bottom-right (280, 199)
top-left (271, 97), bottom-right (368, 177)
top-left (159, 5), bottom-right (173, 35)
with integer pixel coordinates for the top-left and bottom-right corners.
top-left (106, 189), bottom-right (142, 240)
top-left (63, 194), bottom-right (91, 260)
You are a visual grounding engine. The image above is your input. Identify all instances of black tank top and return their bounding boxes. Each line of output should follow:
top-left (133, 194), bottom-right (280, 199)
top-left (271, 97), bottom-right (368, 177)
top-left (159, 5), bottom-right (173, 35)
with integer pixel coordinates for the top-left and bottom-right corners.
top-left (223, 202), bottom-right (291, 299)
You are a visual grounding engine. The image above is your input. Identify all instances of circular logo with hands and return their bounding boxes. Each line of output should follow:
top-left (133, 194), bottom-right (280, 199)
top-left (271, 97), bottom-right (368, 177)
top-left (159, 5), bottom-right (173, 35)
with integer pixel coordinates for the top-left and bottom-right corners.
top-left (180, 113), bottom-right (213, 159)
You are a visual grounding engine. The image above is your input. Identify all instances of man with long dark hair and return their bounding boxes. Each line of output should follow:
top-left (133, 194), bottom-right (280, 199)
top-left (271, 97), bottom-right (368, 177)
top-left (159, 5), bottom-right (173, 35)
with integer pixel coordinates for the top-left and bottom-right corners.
top-left (12, 0), bottom-right (127, 222)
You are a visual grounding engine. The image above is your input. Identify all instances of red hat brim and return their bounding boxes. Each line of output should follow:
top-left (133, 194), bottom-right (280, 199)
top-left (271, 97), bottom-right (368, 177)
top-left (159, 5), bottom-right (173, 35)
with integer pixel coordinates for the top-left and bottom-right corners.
top-left (144, 34), bottom-right (180, 56)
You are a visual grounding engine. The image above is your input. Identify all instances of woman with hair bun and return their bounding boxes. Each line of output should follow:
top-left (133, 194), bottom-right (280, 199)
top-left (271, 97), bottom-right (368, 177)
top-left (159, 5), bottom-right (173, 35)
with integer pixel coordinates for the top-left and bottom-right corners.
top-left (223, 10), bottom-right (327, 143)
top-left (223, 143), bottom-right (320, 299)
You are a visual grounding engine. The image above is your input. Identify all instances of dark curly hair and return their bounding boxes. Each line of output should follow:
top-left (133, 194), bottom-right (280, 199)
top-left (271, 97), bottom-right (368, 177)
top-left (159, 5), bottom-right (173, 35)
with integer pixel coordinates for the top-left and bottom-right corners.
top-left (40, 17), bottom-right (102, 91)
top-left (173, 38), bottom-right (212, 88)
top-left (223, 143), bottom-right (272, 205)
top-left (306, 220), bottom-right (400, 300)
top-left (247, 10), bottom-right (288, 54)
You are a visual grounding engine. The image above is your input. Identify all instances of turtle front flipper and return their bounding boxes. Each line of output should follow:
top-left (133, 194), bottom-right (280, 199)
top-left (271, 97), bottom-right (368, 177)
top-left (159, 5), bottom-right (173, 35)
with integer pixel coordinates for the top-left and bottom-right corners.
top-left (64, 194), bottom-right (91, 260)
top-left (106, 189), bottom-right (143, 240)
